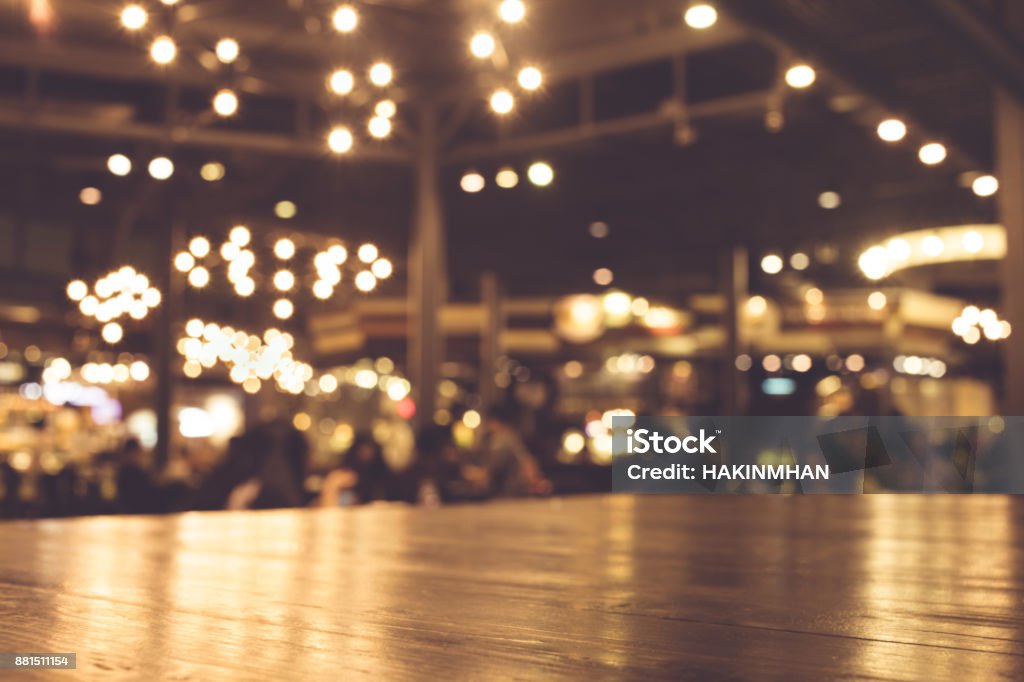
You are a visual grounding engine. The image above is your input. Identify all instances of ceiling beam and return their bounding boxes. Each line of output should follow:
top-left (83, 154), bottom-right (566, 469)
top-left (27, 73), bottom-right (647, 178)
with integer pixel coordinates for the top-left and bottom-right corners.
top-left (715, 0), bottom-right (990, 168)
top-left (0, 105), bottom-right (412, 163)
top-left (921, 0), bottom-right (1024, 105)
top-left (445, 90), bottom-right (772, 163)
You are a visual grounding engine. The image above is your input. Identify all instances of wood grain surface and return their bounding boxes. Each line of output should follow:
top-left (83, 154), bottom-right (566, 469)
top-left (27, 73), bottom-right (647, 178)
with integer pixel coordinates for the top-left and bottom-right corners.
top-left (1, 495), bottom-right (1022, 680)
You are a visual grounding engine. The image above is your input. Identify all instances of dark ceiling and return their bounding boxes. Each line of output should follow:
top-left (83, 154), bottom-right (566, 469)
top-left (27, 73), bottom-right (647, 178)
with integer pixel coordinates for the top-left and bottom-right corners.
top-left (0, 0), bottom-right (1016, 308)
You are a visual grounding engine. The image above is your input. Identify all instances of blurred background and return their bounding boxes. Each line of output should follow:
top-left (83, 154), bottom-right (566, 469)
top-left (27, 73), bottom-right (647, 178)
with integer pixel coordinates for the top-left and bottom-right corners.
top-left (1, 0), bottom-right (1023, 516)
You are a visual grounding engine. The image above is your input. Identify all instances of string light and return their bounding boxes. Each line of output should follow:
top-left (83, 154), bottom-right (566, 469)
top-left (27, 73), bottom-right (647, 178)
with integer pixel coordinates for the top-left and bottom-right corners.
top-left (527, 161), bottom-right (553, 186)
top-left (972, 175), bottom-right (999, 197)
top-left (188, 266), bottom-right (210, 288)
top-left (496, 167), bottom-right (519, 188)
top-left (593, 268), bottom-right (614, 286)
top-left (918, 142), bottom-right (947, 165)
top-left (230, 225), bottom-right (251, 246)
top-left (375, 100), bottom-right (397, 118)
top-left (273, 270), bottom-right (296, 291)
top-left (460, 171), bottom-right (485, 193)
top-left (215, 38), bottom-right (239, 64)
top-left (120, 5), bottom-right (147, 31)
top-left (67, 280), bottom-right (88, 301)
top-left (148, 156), bottom-right (174, 180)
top-left (273, 299), bottom-right (294, 319)
top-left (761, 254), bottom-right (784, 274)
top-left (498, 0), bottom-right (526, 24)
top-left (368, 62), bottom-right (393, 87)
top-left (150, 36), bottom-right (177, 65)
top-left (274, 238), bottom-right (296, 260)
top-left (358, 244), bottom-right (379, 263)
top-left (174, 252), bottom-right (195, 272)
top-left (201, 162), bottom-right (225, 181)
top-left (684, 3), bottom-right (718, 29)
top-left (490, 88), bottom-right (515, 114)
top-left (877, 118), bottom-right (907, 143)
top-left (189, 237), bottom-right (211, 258)
top-left (328, 126), bottom-right (354, 154)
top-left (275, 200), bottom-right (297, 219)
top-left (102, 322), bottom-right (124, 344)
top-left (470, 32), bottom-right (496, 59)
top-left (355, 271), bottom-right (377, 292)
top-left (107, 153), bottom-right (132, 176)
top-left (785, 64), bottom-right (816, 89)
top-left (518, 66), bottom-right (543, 91)
top-left (368, 116), bottom-right (393, 139)
top-left (212, 89), bottom-right (239, 117)
top-left (332, 5), bottom-right (359, 33)
top-left (79, 187), bottom-right (102, 206)
top-left (371, 258), bottom-right (393, 279)
top-left (329, 69), bottom-right (355, 95)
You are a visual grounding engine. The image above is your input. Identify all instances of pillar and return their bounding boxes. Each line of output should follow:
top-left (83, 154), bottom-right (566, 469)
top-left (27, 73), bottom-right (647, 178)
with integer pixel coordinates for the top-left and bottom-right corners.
top-left (409, 103), bottom-right (446, 425)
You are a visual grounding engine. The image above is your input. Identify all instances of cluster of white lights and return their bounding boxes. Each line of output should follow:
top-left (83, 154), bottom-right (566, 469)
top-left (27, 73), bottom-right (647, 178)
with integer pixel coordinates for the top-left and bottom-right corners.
top-left (761, 250), bottom-right (814, 275)
top-left (67, 267), bottom-right (162, 345)
top-left (858, 225), bottom-right (1006, 280)
top-left (175, 224), bottom-right (391, 315)
top-left (106, 152), bottom-right (226, 183)
top-left (461, 161), bottom-right (553, 192)
top-left (952, 306), bottom-right (1012, 345)
top-left (469, 2), bottom-right (544, 117)
top-left (605, 353), bottom-right (656, 375)
top-left (178, 320), bottom-right (313, 394)
top-left (121, 3), bottom-right (394, 152)
top-left (893, 355), bottom-right (947, 379)
top-left (320, 359), bottom-right (413, 401)
top-left (41, 356), bottom-right (151, 386)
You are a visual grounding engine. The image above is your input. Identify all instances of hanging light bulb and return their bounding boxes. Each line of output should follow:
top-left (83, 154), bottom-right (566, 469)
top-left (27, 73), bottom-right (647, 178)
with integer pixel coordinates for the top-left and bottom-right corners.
top-left (375, 100), bottom-right (396, 118)
top-left (274, 238), bottom-right (296, 260)
top-left (120, 5), bottom-right (148, 31)
top-left (273, 299), bottom-right (294, 319)
top-left (517, 66), bottom-right (543, 91)
top-left (212, 89), bottom-right (239, 117)
top-left (499, 0), bottom-right (526, 24)
top-left (470, 32), bottom-right (496, 59)
top-left (329, 69), bottom-right (355, 95)
top-left (876, 118), bottom-right (907, 143)
top-left (148, 156), bottom-right (174, 180)
top-left (188, 267), bottom-right (210, 288)
top-left (150, 36), bottom-right (177, 65)
top-left (490, 88), bottom-right (515, 115)
top-left (189, 237), bottom-right (211, 258)
top-left (358, 244), bottom-right (378, 263)
top-left (273, 270), bottom-right (295, 291)
top-left (107, 153), bottom-right (132, 176)
top-left (355, 271), bottom-right (377, 292)
top-left (328, 126), bottom-right (354, 154)
top-left (215, 38), bottom-right (240, 64)
top-left (369, 62), bottom-right (393, 87)
top-left (368, 116), bottom-right (392, 139)
top-left (785, 64), bottom-right (816, 89)
top-left (684, 3), bottom-right (718, 29)
top-left (332, 4), bottom-right (359, 33)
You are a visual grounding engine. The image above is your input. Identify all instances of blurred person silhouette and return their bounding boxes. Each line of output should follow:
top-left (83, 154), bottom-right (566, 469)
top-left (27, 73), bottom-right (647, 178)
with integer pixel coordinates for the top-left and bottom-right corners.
top-left (473, 404), bottom-right (552, 498)
top-left (189, 419), bottom-right (309, 511)
top-left (401, 425), bottom-right (483, 505)
top-left (319, 433), bottom-right (393, 506)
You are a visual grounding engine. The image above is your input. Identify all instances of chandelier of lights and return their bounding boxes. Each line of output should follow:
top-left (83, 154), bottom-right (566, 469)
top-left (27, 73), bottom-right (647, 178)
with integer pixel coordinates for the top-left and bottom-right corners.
top-left (174, 224), bottom-right (393, 321)
top-left (177, 319), bottom-right (313, 395)
top-left (117, 1), bottom-right (397, 154)
top-left (66, 266), bottom-right (163, 345)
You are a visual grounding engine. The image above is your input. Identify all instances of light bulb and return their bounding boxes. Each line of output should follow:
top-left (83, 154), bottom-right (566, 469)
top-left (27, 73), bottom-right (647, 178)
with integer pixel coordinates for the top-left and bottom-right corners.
top-left (148, 156), bottom-right (174, 180)
top-left (470, 32), bottom-right (496, 59)
top-left (527, 161), bottom-right (553, 187)
top-left (329, 69), bottom-right (354, 95)
top-left (369, 62), bottom-right (393, 87)
top-left (107, 153), bottom-right (132, 176)
top-left (375, 100), bottom-right (396, 118)
top-left (518, 66), bottom-right (543, 91)
top-left (332, 5), bottom-right (358, 33)
top-left (213, 89), bottom-right (239, 117)
top-left (499, 0), bottom-right (526, 24)
top-left (368, 116), bottom-right (392, 139)
top-left (150, 36), bottom-right (177, 65)
top-left (785, 64), bottom-right (816, 89)
top-left (328, 126), bottom-right (354, 154)
top-left (684, 4), bottom-right (718, 29)
top-left (120, 5), bottom-right (147, 30)
top-left (215, 38), bottom-right (239, 64)
top-left (490, 88), bottom-right (514, 114)
top-left (273, 299), bottom-right (294, 319)
top-left (274, 238), bottom-right (296, 260)
top-left (877, 118), bottom-right (906, 143)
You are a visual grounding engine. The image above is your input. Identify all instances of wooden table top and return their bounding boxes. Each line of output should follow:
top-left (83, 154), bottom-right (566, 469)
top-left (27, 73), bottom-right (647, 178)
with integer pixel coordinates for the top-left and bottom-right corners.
top-left (1, 495), bottom-right (1022, 680)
